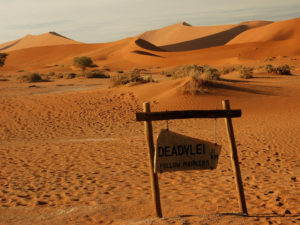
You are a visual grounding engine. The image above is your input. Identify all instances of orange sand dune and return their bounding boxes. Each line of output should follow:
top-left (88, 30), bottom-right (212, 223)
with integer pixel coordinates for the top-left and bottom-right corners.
top-left (139, 21), bottom-right (272, 51)
top-left (3, 36), bottom-right (300, 72)
top-left (227, 17), bottom-right (300, 45)
top-left (0, 32), bottom-right (81, 52)
top-left (1, 18), bottom-right (300, 73)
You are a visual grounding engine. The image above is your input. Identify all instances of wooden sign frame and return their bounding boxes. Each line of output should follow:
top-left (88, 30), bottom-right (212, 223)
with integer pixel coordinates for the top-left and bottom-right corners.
top-left (136, 100), bottom-right (248, 217)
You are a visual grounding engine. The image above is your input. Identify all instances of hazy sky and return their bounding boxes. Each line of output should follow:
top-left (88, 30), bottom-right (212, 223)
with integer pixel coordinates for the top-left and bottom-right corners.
top-left (0, 0), bottom-right (299, 43)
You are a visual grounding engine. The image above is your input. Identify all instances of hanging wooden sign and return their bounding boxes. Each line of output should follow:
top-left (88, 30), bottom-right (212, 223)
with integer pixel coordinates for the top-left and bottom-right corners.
top-left (154, 129), bottom-right (221, 173)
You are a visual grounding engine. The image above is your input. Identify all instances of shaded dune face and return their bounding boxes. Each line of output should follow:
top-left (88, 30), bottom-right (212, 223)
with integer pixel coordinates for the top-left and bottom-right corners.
top-left (159, 25), bottom-right (249, 51)
top-left (134, 39), bottom-right (166, 52)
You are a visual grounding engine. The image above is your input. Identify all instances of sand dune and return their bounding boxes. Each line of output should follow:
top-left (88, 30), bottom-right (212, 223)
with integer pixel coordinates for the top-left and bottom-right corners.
top-left (139, 21), bottom-right (272, 51)
top-left (227, 18), bottom-right (300, 45)
top-left (1, 18), bottom-right (300, 73)
top-left (0, 32), bottom-right (81, 52)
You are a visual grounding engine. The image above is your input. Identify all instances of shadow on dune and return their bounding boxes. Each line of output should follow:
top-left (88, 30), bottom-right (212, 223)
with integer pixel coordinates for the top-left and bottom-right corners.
top-left (210, 79), bottom-right (276, 95)
top-left (135, 39), bottom-right (167, 52)
top-left (159, 25), bottom-right (249, 51)
top-left (0, 39), bottom-right (21, 51)
top-left (132, 50), bottom-right (163, 57)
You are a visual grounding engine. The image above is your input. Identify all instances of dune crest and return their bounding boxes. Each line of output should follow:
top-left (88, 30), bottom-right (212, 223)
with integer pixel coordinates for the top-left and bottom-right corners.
top-left (0, 32), bottom-right (81, 52)
top-left (227, 18), bottom-right (300, 45)
top-left (138, 20), bottom-right (272, 51)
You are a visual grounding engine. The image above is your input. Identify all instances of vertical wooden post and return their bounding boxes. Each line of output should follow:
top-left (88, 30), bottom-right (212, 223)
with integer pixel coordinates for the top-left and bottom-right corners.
top-left (143, 102), bottom-right (162, 217)
top-left (222, 100), bottom-right (248, 215)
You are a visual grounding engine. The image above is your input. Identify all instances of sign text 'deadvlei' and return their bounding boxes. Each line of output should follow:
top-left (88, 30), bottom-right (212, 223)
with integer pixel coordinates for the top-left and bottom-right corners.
top-left (154, 129), bottom-right (221, 173)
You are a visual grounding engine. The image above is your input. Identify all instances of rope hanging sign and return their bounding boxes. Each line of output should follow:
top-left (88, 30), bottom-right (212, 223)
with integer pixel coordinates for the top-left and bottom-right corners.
top-left (154, 129), bottom-right (221, 173)
top-left (136, 100), bottom-right (248, 218)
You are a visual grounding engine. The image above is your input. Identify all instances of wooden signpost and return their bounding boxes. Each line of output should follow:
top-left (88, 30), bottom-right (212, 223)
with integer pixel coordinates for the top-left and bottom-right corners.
top-left (136, 100), bottom-right (248, 218)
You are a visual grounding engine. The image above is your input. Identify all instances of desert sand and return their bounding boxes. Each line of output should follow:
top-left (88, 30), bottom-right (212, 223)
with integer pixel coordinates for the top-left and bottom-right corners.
top-left (0, 17), bottom-right (299, 225)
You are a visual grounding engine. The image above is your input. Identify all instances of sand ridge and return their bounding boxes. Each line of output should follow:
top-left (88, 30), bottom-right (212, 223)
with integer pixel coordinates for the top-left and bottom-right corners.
top-left (0, 32), bottom-right (81, 52)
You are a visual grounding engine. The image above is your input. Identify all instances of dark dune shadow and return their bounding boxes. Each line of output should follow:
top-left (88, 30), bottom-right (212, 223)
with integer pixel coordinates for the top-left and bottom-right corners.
top-left (206, 79), bottom-right (277, 96)
top-left (159, 25), bottom-right (249, 52)
top-left (132, 50), bottom-right (163, 58)
top-left (0, 39), bottom-right (21, 51)
top-left (135, 39), bottom-right (167, 52)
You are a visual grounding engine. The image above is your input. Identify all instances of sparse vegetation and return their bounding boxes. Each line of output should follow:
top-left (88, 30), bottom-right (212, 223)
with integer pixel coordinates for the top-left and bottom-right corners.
top-left (85, 70), bottom-right (110, 78)
top-left (64, 73), bottom-right (77, 79)
top-left (201, 65), bottom-right (220, 80)
top-left (56, 73), bottom-right (64, 79)
top-left (110, 68), bottom-right (152, 87)
top-left (265, 64), bottom-right (292, 75)
top-left (221, 66), bottom-right (236, 74)
top-left (18, 73), bottom-right (49, 82)
top-left (164, 64), bottom-right (221, 80)
top-left (264, 56), bottom-right (276, 62)
top-left (239, 66), bottom-right (254, 79)
top-left (180, 76), bottom-right (210, 95)
top-left (73, 56), bottom-right (94, 72)
top-left (0, 53), bottom-right (8, 67)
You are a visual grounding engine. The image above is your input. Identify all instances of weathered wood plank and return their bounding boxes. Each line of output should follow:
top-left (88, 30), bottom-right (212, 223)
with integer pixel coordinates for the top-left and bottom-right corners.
top-left (136, 109), bottom-right (241, 121)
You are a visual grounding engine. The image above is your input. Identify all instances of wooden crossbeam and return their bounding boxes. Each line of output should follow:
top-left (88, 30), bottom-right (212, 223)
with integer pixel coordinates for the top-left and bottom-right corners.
top-left (136, 109), bottom-right (241, 121)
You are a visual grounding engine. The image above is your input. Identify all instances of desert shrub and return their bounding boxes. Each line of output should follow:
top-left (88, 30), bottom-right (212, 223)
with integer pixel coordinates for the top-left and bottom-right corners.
top-left (180, 77), bottom-right (210, 95)
top-left (64, 73), bottom-right (77, 79)
top-left (172, 64), bottom-right (204, 78)
top-left (0, 53), bottom-right (8, 67)
top-left (110, 75), bottom-right (130, 86)
top-left (110, 68), bottom-right (150, 87)
top-left (56, 73), bottom-right (64, 79)
top-left (48, 71), bottom-right (55, 76)
top-left (264, 56), bottom-right (276, 62)
top-left (144, 75), bottom-right (157, 83)
top-left (265, 64), bottom-right (292, 75)
top-left (202, 65), bottom-right (220, 80)
top-left (276, 65), bottom-right (291, 75)
top-left (239, 66), bottom-right (254, 79)
top-left (73, 56), bottom-right (94, 72)
top-left (85, 70), bottom-right (110, 78)
top-left (265, 64), bottom-right (276, 74)
top-left (18, 73), bottom-right (45, 82)
top-left (221, 66), bottom-right (236, 74)
top-left (170, 64), bottom-right (220, 80)
top-left (117, 70), bottom-right (124, 74)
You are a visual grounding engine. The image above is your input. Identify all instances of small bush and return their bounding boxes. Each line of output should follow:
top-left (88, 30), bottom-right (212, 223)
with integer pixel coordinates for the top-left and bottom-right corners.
top-left (265, 64), bottom-right (292, 75)
top-left (265, 64), bottom-right (276, 73)
top-left (264, 56), bottom-right (276, 62)
top-left (18, 73), bottom-right (45, 82)
top-left (85, 70), bottom-right (110, 78)
top-left (202, 65), bottom-right (220, 80)
top-left (221, 66), bottom-right (236, 74)
top-left (64, 73), bottom-right (77, 79)
top-left (73, 56), bottom-right (94, 72)
top-left (180, 77), bottom-right (209, 95)
top-left (110, 68), bottom-right (150, 87)
top-left (239, 66), bottom-right (254, 79)
top-left (48, 71), bottom-right (55, 76)
top-left (172, 64), bottom-right (204, 78)
top-left (56, 73), bottom-right (64, 79)
top-left (0, 53), bottom-right (8, 67)
top-left (276, 65), bottom-right (291, 75)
